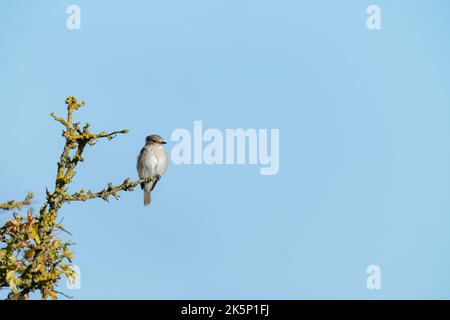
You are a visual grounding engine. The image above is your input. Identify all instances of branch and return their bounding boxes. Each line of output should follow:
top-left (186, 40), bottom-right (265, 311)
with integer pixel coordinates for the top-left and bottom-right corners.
top-left (85, 129), bottom-right (129, 142)
top-left (50, 97), bottom-right (128, 189)
top-left (1, 96), bottom-right (140, 300)
top-left (0, 192), bottom-right (33, 211)
top-left (64, 178), bottom-right (154, 202)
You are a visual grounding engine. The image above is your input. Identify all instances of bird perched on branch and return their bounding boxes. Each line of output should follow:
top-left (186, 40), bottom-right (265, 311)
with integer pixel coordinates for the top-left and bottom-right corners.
top-left (137, 134), bottom-right (168, 206)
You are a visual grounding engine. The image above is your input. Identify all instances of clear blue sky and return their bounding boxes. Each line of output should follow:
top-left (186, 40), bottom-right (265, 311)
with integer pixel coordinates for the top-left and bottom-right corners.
top-left (1, 0), bottom-right (450, 299)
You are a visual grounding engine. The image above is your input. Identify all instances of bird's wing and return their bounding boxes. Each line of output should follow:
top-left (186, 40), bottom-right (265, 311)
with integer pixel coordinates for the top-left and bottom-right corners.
top-left (150, 175), bottom-right (160, 191)
top-left (137, 148), bottom-right (146, 173)
top-left (137, 147), bottom-right (148, 189)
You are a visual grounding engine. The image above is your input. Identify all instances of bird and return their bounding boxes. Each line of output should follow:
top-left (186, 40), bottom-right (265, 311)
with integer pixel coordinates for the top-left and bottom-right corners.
top-left (136, 134), bottom-right (168, 206)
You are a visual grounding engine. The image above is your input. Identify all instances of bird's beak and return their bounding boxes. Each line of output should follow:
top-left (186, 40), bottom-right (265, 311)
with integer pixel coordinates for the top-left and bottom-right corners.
top-left (161, 141), bottom-right (167, 144)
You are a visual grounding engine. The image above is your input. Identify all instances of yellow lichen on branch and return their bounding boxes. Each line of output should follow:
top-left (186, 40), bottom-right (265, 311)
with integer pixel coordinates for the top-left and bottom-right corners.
top-left (1, 96), bottom-right (143, 300)
top-left (64, 178), bottom-right (154, 202)
top-left (0, 192), bottom-right (33, 211)
top-left (51, 97), bottom-right (129, 190)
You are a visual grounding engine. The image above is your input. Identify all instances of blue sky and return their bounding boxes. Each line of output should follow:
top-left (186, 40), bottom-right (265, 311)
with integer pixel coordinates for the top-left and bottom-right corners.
top-left (1, 0), bottom-right (450, 299)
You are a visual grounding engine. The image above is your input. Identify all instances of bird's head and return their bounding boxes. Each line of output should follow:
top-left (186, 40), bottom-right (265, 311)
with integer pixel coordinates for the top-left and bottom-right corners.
top-left (146, 134), bottom-right (167, 145)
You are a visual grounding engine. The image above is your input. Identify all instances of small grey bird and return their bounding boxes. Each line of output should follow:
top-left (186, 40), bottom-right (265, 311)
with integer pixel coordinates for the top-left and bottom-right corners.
top-left (137, 134), bottom-right (168, 206)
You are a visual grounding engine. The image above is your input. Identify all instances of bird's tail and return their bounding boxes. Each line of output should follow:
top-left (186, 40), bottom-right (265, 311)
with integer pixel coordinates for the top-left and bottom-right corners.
top-left (144, 190), bottom-right (151, 206)
top-left (143, 182), bottom-right (153, 206)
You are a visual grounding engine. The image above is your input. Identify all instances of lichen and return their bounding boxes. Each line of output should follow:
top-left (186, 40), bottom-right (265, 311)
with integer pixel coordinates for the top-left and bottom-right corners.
top-left (0, 97), bottom-right (153, 300)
